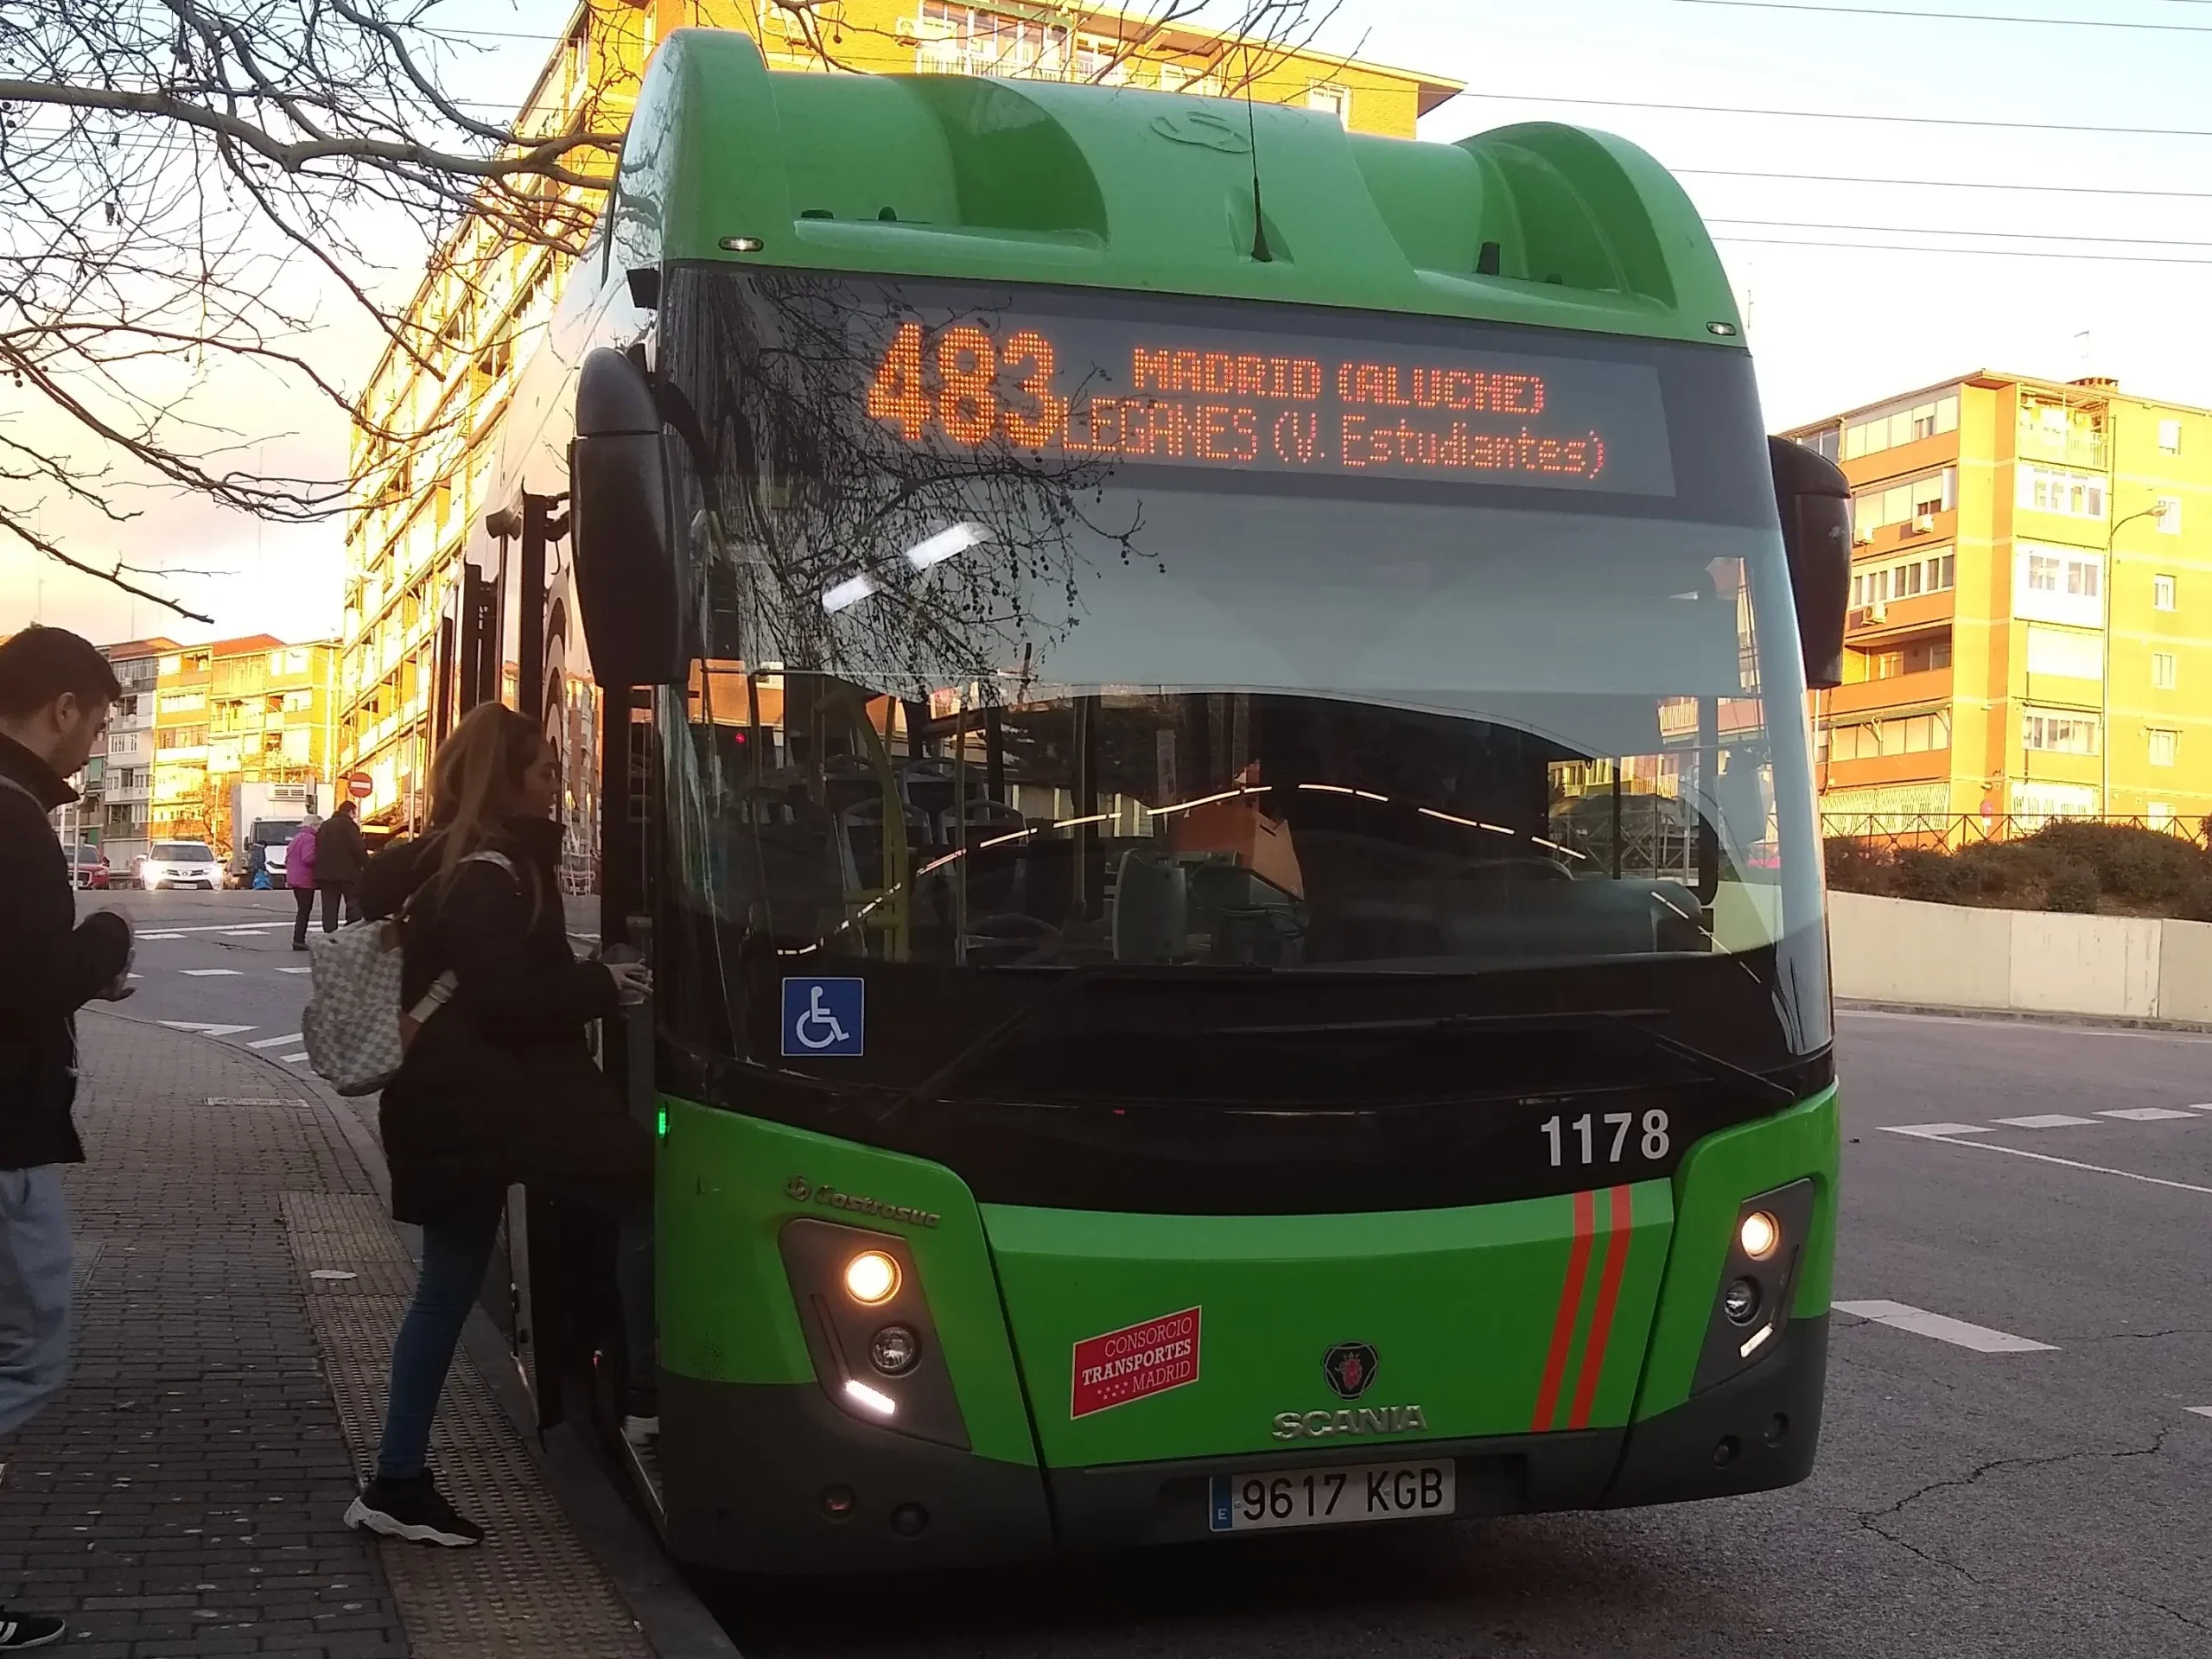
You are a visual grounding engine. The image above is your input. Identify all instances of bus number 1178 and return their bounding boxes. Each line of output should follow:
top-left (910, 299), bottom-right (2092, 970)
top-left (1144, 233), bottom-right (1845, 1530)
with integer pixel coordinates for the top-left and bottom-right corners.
top-left (1540, 1110), bottom-right (1670, 1167)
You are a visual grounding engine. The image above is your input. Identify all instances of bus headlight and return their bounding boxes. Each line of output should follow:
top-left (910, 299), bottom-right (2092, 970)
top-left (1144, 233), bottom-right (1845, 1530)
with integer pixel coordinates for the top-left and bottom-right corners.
top-left (843, 1250), bottom-right (899, 1305)
top-left (1738, 1211), bottom-right (1781, 1262)
top-left (1692, 1179), bottom-right (1816, 1395)
top-left (779, 1219), bottom-right (971, 1451)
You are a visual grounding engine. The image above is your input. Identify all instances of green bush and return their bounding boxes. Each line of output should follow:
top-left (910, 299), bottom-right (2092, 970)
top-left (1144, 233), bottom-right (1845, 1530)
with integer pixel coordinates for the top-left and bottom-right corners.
top-left (1896, 848), bottom-right (1974, 905)
top-left (1824, 838), bottom-right (1896, 895)
top-left (2021, 821), bottom-right (2206, 905)
top-left (1952, 841), bottom-right (2050, 902)
top-left (2044, 858), bottom-right (2102, 914)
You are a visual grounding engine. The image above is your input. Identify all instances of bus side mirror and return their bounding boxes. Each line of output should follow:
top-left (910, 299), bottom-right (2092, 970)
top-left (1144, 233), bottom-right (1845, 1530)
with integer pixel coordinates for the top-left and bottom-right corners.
top-left (1768, 435), bottom-right (1852, 691)
top-left (571, 347), bottom-right (688, 687)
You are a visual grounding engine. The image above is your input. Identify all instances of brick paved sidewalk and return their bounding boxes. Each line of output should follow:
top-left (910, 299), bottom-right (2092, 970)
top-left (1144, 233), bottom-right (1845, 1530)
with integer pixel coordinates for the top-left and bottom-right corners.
top-left (0, 1013), bottom-right (659, 1658)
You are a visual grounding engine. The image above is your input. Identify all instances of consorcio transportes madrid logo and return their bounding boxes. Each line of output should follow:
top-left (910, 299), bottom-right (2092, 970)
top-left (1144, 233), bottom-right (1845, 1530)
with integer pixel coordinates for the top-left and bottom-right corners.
top-left (1071, 1307), bottom-right (1202, 1418)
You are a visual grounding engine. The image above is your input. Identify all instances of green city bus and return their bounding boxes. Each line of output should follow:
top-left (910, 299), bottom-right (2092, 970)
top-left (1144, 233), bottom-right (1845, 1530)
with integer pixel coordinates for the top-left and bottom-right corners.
top-left (471, 27), bottom-right (1852, 1573)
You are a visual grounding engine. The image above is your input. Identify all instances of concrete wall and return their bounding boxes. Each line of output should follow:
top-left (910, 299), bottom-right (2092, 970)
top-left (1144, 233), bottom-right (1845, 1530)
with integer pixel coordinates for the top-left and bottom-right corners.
top-left (1828, 890), bottom-right (2212, 1024)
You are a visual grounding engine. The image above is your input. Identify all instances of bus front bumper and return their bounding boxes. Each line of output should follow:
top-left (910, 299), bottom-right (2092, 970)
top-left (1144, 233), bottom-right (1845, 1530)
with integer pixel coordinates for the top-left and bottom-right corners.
top-left (658, 1315), bottom-right (1826, 1573)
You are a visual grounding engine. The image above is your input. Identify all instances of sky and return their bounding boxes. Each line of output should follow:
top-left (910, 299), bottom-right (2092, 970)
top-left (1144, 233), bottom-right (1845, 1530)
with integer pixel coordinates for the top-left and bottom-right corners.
top-left (6, 0), bottom-right (2210, 646)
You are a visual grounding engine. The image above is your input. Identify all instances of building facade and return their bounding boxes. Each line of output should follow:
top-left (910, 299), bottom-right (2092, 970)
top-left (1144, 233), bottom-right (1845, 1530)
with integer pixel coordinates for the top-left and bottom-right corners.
top-left (99, 638), bottom-right (178, 870)
top-left (149, 636), bottom-right (337, 855)
top-left (1788, 372), bottom-right (2212, 833)
top-left (336, 0), bottom-right (1459, 828)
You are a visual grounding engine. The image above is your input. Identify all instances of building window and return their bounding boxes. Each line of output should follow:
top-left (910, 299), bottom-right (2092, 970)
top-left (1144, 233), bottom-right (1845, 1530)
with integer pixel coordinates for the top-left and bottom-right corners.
top-left (1827, 709), bottom-right (1952, 761)
top-left (2024, 712), bottom-right (2100, 755)
top-left (2157, 496), bottom-right (2182, 533)
top-left (2154, 652), bottom-right (2177, 690)
top-left (2018, 464), bottom-right (2107, 520)
top-left (1306, 83), bottom-right (1352, 125)
top-left (1842, 393), bottom-right (1959, 461)
top-left (1853, 468), bottom-right (1956, 535)
top-left (2160, 418), bottom-right (2183, 454)
top-left (2155, 574), bottom-right (2177, 612)
top-left (2150, 728), bottom-right (2179, 767)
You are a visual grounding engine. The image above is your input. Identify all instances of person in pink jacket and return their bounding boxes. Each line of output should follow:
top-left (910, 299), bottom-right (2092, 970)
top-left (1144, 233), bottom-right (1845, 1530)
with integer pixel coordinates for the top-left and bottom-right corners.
top-left (286, 816), bottom-right (321, 950)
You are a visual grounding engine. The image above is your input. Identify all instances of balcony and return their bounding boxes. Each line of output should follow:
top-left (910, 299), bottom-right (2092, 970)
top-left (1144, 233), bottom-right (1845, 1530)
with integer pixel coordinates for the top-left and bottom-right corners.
top-left (1845, 588), bottom-right (1955, 640)
top-left (2017, 428), bottom-right (2107, 469)
top-left (1828, 667), bottom-right (1953, 721)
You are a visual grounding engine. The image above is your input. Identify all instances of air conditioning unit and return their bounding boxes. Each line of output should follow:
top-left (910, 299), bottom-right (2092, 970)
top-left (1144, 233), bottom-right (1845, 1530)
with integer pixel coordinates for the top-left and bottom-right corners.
top-left (1914, 513), bottom-right (1937, 532)
top-left (1868, 601), bottom-right (1887, 624)
top-left (1853, 525), bottom-right (1876, 546)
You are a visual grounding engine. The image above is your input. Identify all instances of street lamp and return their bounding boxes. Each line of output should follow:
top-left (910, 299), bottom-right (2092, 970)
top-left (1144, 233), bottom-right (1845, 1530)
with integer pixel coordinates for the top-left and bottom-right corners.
top-left (2102, 498), bottom-right (2170, 816)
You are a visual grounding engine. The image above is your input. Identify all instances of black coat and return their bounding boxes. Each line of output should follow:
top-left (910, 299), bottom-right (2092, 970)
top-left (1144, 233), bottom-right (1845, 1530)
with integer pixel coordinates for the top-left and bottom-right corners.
top-left (315, 810), bottom-right (366, 885)
top-left (0, 734), bottom-right (131, 1170)
top-left (359, 815), bottom-right (650, 1226)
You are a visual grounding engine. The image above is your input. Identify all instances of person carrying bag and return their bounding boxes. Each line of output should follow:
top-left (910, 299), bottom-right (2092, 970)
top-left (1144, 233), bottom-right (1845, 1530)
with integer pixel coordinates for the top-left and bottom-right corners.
top-left (340, 703), bottom-right (655, 1548)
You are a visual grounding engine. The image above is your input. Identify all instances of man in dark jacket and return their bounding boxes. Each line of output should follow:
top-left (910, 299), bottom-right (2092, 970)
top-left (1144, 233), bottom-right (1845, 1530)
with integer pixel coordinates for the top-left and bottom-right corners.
top-left (313, 798), bottom-right (365, 931)
top-left (0, 626), bottom-right (133, 1650)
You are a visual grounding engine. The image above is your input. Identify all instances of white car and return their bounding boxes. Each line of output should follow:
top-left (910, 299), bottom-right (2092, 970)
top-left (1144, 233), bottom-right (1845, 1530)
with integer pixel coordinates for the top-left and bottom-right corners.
top-left (140, 840), bottom-right (226, 891)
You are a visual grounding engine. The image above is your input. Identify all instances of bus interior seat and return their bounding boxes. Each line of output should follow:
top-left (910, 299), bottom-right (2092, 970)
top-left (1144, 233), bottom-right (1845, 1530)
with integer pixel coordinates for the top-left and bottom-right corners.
top-left (1112, 851), bottom-right (1187, 962)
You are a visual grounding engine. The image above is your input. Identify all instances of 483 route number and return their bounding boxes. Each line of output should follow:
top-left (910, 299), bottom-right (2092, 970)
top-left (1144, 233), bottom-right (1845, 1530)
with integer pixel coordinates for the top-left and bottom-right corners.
top-left (1540, 1109), bottom-right (1671, 1168)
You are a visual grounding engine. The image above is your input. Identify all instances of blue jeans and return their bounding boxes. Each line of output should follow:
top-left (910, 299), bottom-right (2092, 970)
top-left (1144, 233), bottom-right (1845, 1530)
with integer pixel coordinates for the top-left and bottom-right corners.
top-left (375, 1205), bottom-right (656, 1481)
top-left (0, 1167), bottom-right (72, 1440)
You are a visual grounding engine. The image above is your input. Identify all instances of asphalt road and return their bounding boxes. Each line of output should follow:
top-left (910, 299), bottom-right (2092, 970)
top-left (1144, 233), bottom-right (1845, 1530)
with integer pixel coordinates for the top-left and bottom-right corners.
top-left (84, 895), bottom-right (2212, 1656)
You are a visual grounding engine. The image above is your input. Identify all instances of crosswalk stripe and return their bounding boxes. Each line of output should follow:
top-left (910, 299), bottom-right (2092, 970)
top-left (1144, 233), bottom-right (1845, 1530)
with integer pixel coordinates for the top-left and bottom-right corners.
top-left (282, 1053), bottom-right (309, 1064)
top-left (1835, 1300), bottom-right (2056, 1354)
top-left (178, 968), bottom-right (242, 976)
top-left (247, 1033), bottom-right (304, 1049)
top-left (1995, 1115), bottom-right (2099, 1128)
top-left (2099, 1108), bottom-right (2198, 1122)
top-left (1881, 1122), bottom-right (1993, 1139)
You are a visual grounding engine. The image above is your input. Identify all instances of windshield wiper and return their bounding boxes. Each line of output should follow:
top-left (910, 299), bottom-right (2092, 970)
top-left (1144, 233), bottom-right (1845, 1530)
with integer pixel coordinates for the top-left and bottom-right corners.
top-left (1210, 1007), bottom-right (1800, 1108)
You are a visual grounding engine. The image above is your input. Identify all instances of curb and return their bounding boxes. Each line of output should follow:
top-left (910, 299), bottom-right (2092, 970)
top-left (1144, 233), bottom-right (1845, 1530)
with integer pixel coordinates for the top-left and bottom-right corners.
top-left (1838, 999), bottom-right (2212, 1037)
top-left (94, 1012), bottom-right (741, 1659)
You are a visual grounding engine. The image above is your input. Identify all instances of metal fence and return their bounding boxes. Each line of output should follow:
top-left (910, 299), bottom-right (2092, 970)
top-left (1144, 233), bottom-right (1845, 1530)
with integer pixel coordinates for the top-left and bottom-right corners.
top-left (1821, 812), bottom-right (2212, 854)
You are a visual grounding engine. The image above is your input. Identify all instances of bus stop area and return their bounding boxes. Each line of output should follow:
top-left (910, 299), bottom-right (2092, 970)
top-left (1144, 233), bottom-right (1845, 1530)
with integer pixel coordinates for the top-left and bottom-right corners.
top-left (0, 1011), bottom-right (728, 1659)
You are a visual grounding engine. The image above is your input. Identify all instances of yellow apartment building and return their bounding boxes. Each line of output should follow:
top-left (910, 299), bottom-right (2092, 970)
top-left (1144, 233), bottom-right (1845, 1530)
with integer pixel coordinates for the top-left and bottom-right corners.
top-left (336, 0), bottom-right (1460, 826)
top-left (1786, 373), bottom-right (2212, 836)
top-left (150, 635), bottom-right (338, 853)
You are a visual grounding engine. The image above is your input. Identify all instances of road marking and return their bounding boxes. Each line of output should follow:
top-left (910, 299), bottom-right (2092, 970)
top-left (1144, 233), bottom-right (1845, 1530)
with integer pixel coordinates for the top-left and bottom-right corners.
top-left (178, 968), bottom-right (242, 977)
top-left (283, 1053), bottom-right (309, 1064)
top-left (219, 930), bottom-right (269, 938)
top-left (2099, 1107), bottom-right (2199, 1122)
top-left (1901, 1133), bottom-right (2212, 1197)
top-left (1834, 1300), bottom-right (2056, 1354)
top-left (277, 966), bottom-right (312, 975)
top-left (135, 933), bottom-right (184, 941)
top-left (1995, 1114), bottom-right (2100, 1128)
top-left (2187, 1105), bottom-right (2212, 1114)
top-left (246, 1033), bottom-right (304, 1050)
top-left (2188, 1407), bottom-right (2212, 1421)
top-left (156, 1021), bottom-right (256, 1038)
top-left (130, 920), bottom-right (289, 935)
top-left (1881, 1122), bottom-right (1994, 1139)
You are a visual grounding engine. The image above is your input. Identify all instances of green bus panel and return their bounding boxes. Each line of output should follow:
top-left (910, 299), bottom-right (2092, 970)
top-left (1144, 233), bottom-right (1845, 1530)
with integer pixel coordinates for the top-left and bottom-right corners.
top-left (654, 1098), bottom-right (1038, 1466)
top-left (1632, 1086), bottom-right (1840, 1421)
top-left (980, 1181), bottom-right (1670, 1468)
top-left (613, 29), bottom-right (1745, 346)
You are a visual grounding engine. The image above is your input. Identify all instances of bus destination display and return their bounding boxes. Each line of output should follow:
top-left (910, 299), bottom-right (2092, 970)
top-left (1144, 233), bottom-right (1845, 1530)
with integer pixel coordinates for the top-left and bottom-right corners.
top-left (863, 313), bottom-right (1675, 496)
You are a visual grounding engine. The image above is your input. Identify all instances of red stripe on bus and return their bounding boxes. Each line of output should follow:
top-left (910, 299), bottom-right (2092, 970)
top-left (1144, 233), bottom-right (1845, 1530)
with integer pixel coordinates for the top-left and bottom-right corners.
top-left (1567, 1185), bottom-right (1637, 1430)
top-left (1531, 1188), bottom-right (1598, 1432)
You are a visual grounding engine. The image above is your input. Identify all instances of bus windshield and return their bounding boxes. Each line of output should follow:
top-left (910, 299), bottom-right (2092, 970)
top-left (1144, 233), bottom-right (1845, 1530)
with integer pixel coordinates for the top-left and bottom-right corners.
top-left (654, 270), bottom-right (1829, 1084)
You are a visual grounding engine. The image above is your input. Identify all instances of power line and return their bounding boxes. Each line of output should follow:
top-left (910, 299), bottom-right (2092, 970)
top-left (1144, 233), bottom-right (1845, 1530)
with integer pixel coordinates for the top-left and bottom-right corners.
top-left (1676, 0), bottom-right (2212, 29)
top-left (1713, 233), bottom-right (2212, 266)
top-left (1711, 216), bottom-right (2212, 248)
top-left (1456, 88), bottom-right (2212, 140)
top-left (1678, 166), bottom-right (2212, 201)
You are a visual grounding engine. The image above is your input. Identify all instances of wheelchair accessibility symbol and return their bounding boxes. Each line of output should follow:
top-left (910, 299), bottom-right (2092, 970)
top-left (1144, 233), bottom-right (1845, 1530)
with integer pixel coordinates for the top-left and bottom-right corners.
top-left (782, 977), bottom-right (865, 1058)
